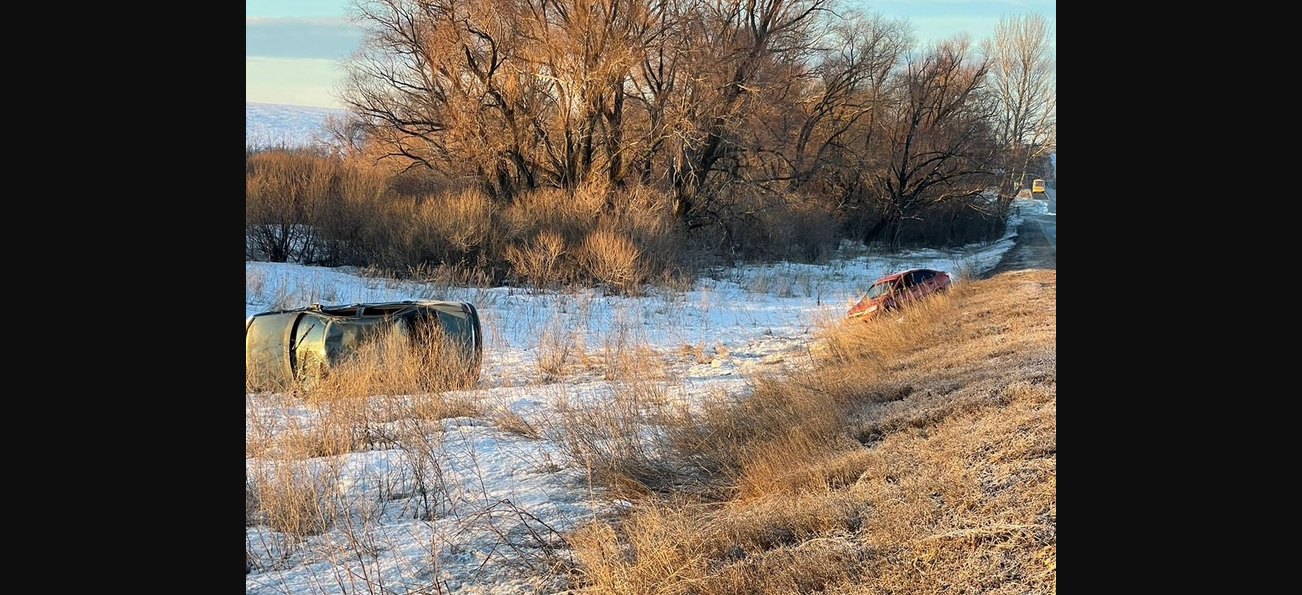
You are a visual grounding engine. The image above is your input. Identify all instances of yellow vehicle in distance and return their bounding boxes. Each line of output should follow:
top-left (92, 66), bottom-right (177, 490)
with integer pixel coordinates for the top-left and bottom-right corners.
top-left (1031, 179), bottom-right (1046, 194)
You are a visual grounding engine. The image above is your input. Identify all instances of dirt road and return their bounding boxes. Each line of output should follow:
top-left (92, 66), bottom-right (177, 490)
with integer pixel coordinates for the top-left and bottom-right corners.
top-left (982, 199), bottom-right (1057, 278)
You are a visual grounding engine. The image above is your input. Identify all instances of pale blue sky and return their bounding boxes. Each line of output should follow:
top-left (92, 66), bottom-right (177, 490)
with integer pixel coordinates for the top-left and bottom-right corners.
top-left (246, 0), bottom-right (1056, 109)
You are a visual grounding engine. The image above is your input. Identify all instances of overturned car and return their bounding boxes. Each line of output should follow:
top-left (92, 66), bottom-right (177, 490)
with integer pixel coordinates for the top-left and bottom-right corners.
top-left (245, 300), bottom-right (483, 392)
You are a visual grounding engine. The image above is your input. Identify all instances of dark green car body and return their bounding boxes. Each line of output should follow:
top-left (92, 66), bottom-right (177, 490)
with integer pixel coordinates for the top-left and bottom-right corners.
top-left (245, 300), bottom-right (483, 391)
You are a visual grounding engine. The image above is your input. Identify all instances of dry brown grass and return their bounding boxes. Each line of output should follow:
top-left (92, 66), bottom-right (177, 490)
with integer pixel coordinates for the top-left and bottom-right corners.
top-left (563, 269), bottom-right (1056, 595)
top-left (578, 229), bottom-right (647, 295)
top-left (246, 458), bottom-right (343, 538)
top-left (301, 327), bottom-right (483, 398)
top-left (549, 377), bottom-right (682, 499)
top-left (505, 230), bottom-right (571, 289)
top-left (246, 329), bottom-right (487, 553)
top-left (247, 268), bottom-right (1054, 592)
top-left (489, 404), bottom-right (542, 439)
top-left (425, 187), bottom-right (496, 254)
top-left (496, 183), bottom-right (682, 294)
top-left (541, 305), bottom-right (696, 497)
top-left (248, 151), bottom-right (694, 291)
top-left (597, 309), bottom-right (665, 381)
top-left (537, 310), bottom-right (587, 379)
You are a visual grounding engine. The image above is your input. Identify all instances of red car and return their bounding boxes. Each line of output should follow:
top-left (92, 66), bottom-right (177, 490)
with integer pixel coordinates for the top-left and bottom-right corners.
top-left (847, 268), bottom-right (952, 321)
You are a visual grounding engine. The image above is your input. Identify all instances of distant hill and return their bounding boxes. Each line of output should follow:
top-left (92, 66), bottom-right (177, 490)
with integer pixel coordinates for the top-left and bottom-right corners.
top-left (246, 102), bottom-right (347, 149)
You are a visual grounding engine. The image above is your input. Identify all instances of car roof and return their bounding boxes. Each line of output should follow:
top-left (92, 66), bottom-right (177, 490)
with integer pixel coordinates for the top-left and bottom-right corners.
top-left (871, 268), bottom-right (946, 284)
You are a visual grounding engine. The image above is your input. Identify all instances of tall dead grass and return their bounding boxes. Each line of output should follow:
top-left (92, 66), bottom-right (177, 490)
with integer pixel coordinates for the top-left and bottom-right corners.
top-left (249, 149), bottom-right (694, 293)
top-left (246, 329), bottom-right (487, 571)
top-left (498, 183), bottom-right (682, 294)
top-left (578, 229), bottom-right (647, 295)
top-left (247, 267), bottom-right (1054, 593)
top-left (536, 309), bottom-right (587, 379)
top-left (560, 270), bottom-right (1056, 594)
top-left (506, 231), bottom-right (571, 289)
top-left (543, 305), bottom-right (693, 498)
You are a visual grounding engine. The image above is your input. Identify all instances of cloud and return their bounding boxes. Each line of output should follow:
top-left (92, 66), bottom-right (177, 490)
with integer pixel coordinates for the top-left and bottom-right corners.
top-left (246, 17), bottom-right (364, 60)
top-left (246, 57), bottom-right (346, 108)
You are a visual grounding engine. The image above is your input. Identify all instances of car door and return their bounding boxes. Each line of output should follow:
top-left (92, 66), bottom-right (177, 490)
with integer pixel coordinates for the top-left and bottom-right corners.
top-left (874, 277), bottom-right (898, 311)
top-left (897, 274), bottom-right (920, 304)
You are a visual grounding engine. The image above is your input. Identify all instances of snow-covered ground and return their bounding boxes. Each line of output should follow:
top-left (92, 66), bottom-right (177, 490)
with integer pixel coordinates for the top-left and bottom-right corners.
top-left (246, 102), bottom-right (345, 149)
top-left (245, 198), bottom-right (1050, 594)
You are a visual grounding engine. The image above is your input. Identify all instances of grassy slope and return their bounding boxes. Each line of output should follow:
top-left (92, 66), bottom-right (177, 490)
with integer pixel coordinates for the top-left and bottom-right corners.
top-left (565, 268), bottom-right (1057, 595)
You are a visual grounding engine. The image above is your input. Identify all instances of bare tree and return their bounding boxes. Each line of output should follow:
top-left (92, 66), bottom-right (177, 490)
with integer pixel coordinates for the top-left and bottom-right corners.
top-left (512, 0), bottom-right (650, 191)
top-left (339, 0), bottom-right (534, 201)
top-left (655, 0), bottom-right (834, 224)
top-left (339, 0), bottom-right (660, 202)
top-left (334, 0), bottom-right (1026, 256)
top-left (340, 0), bottom-right (849, 220)
top-left (862, 37), bottom-right (999, 251)
top-left (983, 13), bottom-right (1056, 196)
top-left (765, 10), bottom-right (909, 198)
